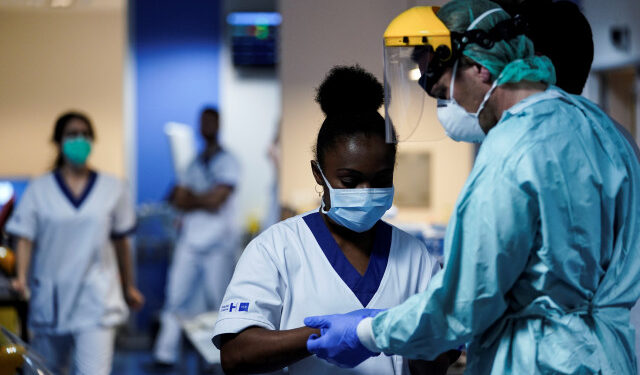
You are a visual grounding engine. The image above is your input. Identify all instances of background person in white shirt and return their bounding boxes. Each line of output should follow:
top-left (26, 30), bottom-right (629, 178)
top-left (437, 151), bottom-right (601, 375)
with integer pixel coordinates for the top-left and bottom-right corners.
top-left (7, 111), bottom-right (144, 375)
top-left (151, 107), bottom-right (242, 368)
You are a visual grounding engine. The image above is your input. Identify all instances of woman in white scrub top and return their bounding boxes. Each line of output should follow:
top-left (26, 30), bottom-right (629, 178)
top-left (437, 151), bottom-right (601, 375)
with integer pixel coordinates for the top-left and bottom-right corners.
top-left (6, 112), bottom-right (145, 375)
top-left (213, 66), bottom-right (459, 374)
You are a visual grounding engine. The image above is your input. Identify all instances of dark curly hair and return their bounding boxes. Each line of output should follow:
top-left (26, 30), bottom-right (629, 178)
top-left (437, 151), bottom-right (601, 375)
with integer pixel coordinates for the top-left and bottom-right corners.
top-left (314, 65), bottom-right (396, 169)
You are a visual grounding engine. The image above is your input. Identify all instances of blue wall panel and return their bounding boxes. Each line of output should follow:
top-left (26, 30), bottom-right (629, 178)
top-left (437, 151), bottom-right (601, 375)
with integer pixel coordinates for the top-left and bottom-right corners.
top-left (132, 0), bottom-right (221, 203)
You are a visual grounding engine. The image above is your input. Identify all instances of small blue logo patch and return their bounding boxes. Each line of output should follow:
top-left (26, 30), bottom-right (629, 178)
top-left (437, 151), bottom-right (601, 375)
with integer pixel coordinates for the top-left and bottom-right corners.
top-left (220, 302), bottom-right (250, 312)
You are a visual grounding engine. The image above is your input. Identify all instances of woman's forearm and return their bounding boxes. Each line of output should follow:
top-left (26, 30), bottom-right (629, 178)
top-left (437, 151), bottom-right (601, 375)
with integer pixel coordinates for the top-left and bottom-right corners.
top-left (221, 326), bottom-right (320, 374)
top-left (113, 237), bottom-right (134, 289)
top-left (11, 238), bottom-right (33, 297)
top-left (112, 237), bottom-right (145, 310)
top-left (15, 238), bottom-right (32, 283)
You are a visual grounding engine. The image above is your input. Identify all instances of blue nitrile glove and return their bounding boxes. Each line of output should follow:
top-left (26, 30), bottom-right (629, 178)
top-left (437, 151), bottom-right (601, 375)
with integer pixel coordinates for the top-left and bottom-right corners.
top-left (305, 309), bottom-right (385, 368)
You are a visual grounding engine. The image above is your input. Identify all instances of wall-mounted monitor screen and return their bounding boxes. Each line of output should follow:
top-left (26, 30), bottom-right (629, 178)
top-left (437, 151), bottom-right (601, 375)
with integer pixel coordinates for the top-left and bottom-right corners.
top-left (227, 12), bottom-right (281, 66)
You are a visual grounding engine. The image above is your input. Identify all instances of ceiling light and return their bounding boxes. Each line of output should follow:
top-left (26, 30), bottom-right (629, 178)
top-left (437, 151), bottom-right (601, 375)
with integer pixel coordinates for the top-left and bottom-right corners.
top-left (409, 68), bottom-right (422, 81)
top-left (50, 0), bottom-right (73, 8)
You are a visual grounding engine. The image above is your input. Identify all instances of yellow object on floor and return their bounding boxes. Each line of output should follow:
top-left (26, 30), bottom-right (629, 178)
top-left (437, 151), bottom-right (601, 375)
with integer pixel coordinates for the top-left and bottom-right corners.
top-left (0, 309), bottom-right (20, 338)
top-left (0, 246), bottom-right (15, 275)
top-left (0, 342), bottom-right (25, 375)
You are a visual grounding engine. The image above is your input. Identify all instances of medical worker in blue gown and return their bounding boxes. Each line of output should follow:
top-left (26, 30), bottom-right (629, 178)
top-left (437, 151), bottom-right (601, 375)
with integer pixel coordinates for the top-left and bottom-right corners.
top-left (303, 1), bottom-right (640, 374)
top-left (212, 66), bottom-right (460, 375)
top-left (7, 112), bottom-right (144, 375)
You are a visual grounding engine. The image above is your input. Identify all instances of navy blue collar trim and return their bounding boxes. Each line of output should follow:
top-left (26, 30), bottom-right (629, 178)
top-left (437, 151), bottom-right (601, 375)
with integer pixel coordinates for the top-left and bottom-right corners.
top-left (303, 212), bottom-right (392, 307)
top-left (199, 147), bottom-right (224, 166)
top-left (54, 170), bottom-right (98, 209)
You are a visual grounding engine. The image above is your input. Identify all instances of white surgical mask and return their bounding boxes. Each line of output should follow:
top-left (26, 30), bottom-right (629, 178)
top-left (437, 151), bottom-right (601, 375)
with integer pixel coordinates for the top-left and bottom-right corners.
top-left (317, 165), bottom-right (394, 233)
top-left (436, 60), bottom-right (498, 143)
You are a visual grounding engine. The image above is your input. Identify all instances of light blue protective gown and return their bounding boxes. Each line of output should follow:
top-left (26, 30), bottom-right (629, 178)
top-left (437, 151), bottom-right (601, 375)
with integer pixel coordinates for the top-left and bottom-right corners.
top-left (371, 86), bottom-right (640, 374)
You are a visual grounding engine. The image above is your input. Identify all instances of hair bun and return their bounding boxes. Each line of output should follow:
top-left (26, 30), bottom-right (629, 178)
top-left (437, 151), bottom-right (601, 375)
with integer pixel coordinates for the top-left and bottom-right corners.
top-left (315, 65), bottom-right (384, 117)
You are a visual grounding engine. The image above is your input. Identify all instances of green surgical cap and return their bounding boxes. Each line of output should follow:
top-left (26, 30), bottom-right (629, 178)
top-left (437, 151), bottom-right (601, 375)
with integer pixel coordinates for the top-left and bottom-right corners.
top-left (437, 0), bottom-right (556, 85)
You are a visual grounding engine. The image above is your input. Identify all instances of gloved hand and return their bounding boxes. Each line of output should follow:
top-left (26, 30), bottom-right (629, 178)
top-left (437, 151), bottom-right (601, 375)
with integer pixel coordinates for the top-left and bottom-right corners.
top-left (305, 309), bottom-right (385, 368)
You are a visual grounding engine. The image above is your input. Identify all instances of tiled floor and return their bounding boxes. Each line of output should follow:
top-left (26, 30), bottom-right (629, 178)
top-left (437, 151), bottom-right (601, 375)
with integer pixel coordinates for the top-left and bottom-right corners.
top-left (111, 348), bottom-right (222, 375)
top-left (110, 349), bottom-right (466, 375)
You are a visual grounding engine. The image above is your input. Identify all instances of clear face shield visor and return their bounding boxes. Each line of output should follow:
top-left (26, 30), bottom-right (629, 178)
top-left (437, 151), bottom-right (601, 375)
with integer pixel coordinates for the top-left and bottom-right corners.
top-left (384, 45), bottom-right (451, 143)
top-left (383, 6), bottom-right (528, 143)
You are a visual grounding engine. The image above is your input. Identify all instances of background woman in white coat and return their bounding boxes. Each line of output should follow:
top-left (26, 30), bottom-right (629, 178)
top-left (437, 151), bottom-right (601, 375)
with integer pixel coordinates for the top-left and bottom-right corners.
top-left (7, 111), bottom-right (144, 375)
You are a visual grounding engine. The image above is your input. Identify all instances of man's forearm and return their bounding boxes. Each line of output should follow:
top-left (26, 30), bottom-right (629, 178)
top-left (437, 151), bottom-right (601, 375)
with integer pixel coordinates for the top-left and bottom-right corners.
top-left (186, 185), bottom-right (233, 212)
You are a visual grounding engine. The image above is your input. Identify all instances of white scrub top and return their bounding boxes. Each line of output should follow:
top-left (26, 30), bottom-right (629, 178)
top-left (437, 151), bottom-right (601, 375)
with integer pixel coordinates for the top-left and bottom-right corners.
top-left (6, 171), bottom-right (135, 334)
top-left (212, 211), bottom-right (440, 375)
top-left (179, 150), bottom-right (240, 252)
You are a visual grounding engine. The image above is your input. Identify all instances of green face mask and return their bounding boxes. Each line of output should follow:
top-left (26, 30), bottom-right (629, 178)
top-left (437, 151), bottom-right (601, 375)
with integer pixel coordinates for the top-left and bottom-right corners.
top-left (62, 137), bottom-right (92, 165)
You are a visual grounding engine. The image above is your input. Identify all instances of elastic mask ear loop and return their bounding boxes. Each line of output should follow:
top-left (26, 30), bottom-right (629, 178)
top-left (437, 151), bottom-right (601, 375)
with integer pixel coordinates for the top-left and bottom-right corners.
top-left (315, 162), bottom-right (333, 190)
top-left (476, 79), bottom-right (499, 116)
top-left (450, 58), bottom-right (498, 117)
top-left (458, 7), bottom-right (505, 116)
top-left (315, 162), bottom-right (333, 213)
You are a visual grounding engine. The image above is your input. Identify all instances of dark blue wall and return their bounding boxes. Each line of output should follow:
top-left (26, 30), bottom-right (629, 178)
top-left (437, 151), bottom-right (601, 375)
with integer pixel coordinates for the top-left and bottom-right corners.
top-left (131, 0), bottom-right (221, 203)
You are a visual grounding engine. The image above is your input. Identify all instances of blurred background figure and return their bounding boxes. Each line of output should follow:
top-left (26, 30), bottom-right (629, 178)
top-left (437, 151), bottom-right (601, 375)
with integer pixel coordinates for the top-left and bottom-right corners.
top-left (149, 107), bottom-right (241, 370)
top-left (5, 112), bottom-right (144, 375)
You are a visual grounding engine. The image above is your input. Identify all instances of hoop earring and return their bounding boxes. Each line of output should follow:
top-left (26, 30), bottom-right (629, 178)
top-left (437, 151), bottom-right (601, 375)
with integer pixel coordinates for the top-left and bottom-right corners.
top-left (315, 185), bottom-right (323, 197)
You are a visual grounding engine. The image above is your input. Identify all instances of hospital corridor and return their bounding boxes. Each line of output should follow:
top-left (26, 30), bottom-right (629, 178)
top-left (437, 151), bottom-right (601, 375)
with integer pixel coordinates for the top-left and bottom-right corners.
top-left (0, 0), bottom-right (639, 374)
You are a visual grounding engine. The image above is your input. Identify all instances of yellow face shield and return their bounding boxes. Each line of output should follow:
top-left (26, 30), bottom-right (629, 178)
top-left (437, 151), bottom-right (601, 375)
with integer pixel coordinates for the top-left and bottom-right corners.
top-left (383, 6), bottom-right (452, 142)
top-left (383, 6), bottom-right (530, 142)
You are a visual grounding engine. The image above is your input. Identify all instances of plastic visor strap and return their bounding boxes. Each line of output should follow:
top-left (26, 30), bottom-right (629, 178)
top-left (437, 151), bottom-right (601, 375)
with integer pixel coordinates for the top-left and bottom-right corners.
top-left (458, 7), bottom-right (507, 115)
top-left (467, 8), bottom-right (506, 31)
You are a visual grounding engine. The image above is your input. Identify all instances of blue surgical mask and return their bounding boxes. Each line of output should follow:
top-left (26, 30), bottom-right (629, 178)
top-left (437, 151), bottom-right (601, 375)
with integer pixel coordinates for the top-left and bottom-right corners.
top-left (317, 165), bottom-right (394, 233)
